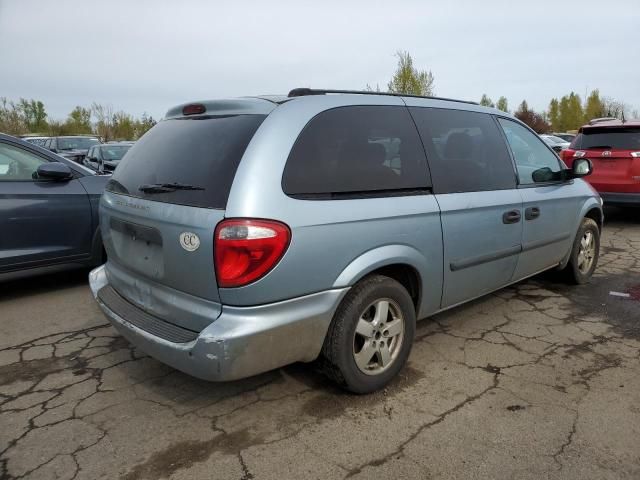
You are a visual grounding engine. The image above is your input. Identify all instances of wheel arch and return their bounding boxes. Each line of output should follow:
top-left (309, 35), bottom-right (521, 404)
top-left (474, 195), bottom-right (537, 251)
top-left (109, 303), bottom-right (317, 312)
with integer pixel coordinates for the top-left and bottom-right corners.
top-left (332, 245), bottom-right (427, 313)
top-left (559, 199), bottom-right (603, 269)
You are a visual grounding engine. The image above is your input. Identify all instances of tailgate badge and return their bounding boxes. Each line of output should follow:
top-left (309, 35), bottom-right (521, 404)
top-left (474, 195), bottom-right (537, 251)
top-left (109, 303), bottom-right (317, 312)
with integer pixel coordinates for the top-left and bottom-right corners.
top-left (179, 232), bottom-right (200, 252)
top-left (602, 151), bottom-right (611, 157)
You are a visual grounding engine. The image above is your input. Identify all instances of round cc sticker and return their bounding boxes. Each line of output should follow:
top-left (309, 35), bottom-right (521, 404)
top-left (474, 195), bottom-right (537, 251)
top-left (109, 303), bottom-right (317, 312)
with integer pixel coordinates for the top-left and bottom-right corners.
top-left (179, 232), bottom-right (200, 252)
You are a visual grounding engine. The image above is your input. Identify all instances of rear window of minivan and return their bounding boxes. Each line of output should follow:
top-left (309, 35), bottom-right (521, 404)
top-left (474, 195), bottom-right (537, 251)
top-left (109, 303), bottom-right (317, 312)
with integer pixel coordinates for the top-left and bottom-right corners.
top-left (106, 115), bottom-right (266, 209)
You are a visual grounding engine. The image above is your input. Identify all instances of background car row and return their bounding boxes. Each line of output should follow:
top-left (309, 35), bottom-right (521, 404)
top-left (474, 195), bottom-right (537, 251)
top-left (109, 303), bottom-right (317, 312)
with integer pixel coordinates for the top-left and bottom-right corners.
top-left (21, 134), bottom-right (133, 174)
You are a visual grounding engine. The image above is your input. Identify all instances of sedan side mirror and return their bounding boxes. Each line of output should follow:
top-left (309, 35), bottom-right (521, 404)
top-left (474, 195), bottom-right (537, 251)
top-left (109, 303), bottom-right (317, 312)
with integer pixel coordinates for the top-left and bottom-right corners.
top-left (37, 162), bottom-right (73, 181)
top-left (570, 158), bottom-right (593, 178)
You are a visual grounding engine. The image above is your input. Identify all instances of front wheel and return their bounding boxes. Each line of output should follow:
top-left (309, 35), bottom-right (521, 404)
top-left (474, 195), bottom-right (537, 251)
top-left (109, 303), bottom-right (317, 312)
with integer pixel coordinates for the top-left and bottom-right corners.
top-left (564, 217), bottom-right (600, 284)
top-left (319, 275), bottom-right (416, 394)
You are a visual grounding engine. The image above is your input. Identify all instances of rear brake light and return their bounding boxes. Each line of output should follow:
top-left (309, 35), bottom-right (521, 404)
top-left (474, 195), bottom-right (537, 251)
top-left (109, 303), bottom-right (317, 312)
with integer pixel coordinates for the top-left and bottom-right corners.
top-left (573, 151), bottom-right (586, 158)
top-left (182, 103), bottom-right (206, 115)
top-left (214, 219), bottom-right (290, 288)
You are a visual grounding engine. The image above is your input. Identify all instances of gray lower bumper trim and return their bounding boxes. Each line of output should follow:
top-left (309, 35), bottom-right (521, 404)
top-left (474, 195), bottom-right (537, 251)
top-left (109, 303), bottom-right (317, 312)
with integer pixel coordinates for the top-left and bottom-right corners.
top-left (97, 286), bottom-right (198, 343)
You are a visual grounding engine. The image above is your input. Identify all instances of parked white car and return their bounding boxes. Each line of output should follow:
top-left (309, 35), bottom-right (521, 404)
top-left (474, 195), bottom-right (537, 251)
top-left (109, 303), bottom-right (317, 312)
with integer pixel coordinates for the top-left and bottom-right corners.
top-left (540, 134), bottom-right (570, 153)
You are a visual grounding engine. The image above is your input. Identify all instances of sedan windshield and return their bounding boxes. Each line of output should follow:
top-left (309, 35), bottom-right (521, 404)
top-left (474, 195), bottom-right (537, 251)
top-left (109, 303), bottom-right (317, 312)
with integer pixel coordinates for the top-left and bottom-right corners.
top-left (101, 145), bottom-right (131, 161)
top-left (58, 137), bottom-right (100, 150)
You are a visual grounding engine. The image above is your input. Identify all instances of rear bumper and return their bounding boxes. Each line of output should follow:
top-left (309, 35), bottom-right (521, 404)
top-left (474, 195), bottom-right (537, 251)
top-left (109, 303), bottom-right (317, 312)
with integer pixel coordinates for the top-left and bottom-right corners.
top-left (89, 265), bottom-right (348, 381)
top-left (600, 192), bottom-right (640, 206)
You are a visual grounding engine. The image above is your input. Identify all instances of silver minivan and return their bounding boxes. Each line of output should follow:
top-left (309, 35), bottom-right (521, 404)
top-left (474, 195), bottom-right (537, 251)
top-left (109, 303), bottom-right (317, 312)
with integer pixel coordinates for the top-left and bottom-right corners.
top-left (90, 88), bottom-right (602, 393)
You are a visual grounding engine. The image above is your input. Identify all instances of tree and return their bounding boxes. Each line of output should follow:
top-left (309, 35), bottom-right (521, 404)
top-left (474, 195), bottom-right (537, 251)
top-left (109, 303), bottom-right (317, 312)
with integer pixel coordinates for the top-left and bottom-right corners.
top-left (567, 92), bottom-right (584, 128)
top-left (0, 97), bottom-right (27, 135)
top-left (387, 51), bottom-right (434, 96)
top-left (496, 96), bottom-right (509, 113)
top-left (557, 95), bottom-right (571, 132)
top-left (134, 113), bottom-right (156, 139)
top-left (479, 94), bottom-right (495, 108)
top-left (514, 100), bottom-right (550, 133)
top-left (18, 98), bottom-right (48, 133)
top-left (548, 98), bottom-right (560, 131)
top-left (556, 92), bottom-right (584, 131)
top-left (92, 103), bottom-right (114, 141)
top-left (601, 96), bottom-right (629, 120)
top-left (584, 89), bottom-right (604, 122)
top-left (65, 106), bottom-right (92, 134)
top-left (112, 111), bottom-right (136, 140)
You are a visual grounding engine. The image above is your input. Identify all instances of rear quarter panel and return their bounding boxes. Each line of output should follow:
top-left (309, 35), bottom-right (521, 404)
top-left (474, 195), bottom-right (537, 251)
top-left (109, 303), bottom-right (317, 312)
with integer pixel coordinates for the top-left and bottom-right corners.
top-left (223, 95), bottom-right (444, 317)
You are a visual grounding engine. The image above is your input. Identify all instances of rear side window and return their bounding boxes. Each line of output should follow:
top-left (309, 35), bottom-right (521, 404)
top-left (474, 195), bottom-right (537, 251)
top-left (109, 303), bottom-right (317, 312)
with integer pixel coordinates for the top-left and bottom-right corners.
top-left (106, 115), bottom-right (265, 209)
top-left (410, 108), bottom-right (516, 194)
top-left (282, 106), bottom-right (431, 198)
top-left (572, 127), bottom-right (640, 150)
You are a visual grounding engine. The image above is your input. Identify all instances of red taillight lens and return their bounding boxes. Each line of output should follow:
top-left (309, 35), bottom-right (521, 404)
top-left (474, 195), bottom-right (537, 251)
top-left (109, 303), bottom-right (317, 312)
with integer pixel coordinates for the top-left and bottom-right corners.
top-left (214, 219), bottom-right (290, 288)
top-left (560, 149), bottom-right (574, 164)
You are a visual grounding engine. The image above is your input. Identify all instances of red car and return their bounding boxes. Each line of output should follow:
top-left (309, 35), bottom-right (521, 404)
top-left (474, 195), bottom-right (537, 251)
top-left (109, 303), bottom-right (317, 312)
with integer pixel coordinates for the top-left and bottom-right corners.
top-left (561, 119), bottom-right (640, 206)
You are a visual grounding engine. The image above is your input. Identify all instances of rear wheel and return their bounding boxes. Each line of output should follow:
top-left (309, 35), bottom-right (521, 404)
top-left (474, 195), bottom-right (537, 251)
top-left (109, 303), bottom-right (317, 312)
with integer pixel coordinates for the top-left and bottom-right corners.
top-left (563, 217), bottom-right (600, 284)
top-left (320, 275), bottom-right (416, 394)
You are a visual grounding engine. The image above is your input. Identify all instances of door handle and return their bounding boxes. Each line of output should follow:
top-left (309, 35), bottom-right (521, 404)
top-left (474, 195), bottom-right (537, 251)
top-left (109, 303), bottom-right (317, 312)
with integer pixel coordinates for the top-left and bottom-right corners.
top-left (502, 210), bottom-right (521, 224)
top-left (525, 207), bottom-right (540, 220)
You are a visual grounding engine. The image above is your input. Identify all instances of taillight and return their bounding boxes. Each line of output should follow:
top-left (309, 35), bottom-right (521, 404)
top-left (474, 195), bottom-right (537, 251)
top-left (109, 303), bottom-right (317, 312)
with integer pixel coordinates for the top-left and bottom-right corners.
top-left (214, 219), bottom-right (290, 288)
top-left (560, 149), bottom-right (575, 163)
top-left (573, 150), bottom-right (586, 158)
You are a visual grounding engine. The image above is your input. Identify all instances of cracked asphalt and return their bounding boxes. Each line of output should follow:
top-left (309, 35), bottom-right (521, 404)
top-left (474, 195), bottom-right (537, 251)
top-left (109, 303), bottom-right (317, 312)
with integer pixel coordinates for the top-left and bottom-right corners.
top-left (1, 208), bottom-right (639, 480)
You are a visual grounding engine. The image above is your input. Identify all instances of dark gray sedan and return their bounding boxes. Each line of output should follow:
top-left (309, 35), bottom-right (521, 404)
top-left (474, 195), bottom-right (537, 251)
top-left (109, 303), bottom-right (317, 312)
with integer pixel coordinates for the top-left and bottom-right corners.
top-left (84, 142), bottom-right (133, 174)
top-left (0, 133), bottom-right (109, 280)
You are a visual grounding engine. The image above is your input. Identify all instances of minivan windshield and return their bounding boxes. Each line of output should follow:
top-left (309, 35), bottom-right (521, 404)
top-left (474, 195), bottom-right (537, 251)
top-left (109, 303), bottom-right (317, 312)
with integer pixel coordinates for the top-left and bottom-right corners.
top-left (572, 127), bottom-right (640, 150)
top-left (106, 115), bottom-right (265, 209)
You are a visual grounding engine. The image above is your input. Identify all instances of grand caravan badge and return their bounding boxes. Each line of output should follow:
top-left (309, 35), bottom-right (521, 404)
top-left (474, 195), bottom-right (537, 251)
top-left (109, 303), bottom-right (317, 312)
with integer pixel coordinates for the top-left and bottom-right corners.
top-left (179, 232), bottom-right (200, 252)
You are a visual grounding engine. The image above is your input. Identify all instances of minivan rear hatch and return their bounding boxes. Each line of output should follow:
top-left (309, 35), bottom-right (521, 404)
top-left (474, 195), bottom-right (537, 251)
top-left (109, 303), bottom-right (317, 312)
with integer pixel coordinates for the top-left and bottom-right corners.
top-left (100, 102), bottom-right (269, 330)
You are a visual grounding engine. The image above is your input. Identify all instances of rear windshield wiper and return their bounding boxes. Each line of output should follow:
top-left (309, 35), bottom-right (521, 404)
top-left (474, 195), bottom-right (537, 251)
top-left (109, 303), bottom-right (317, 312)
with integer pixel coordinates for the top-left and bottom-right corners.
top-left (139, 182), bottom-right (205, 193)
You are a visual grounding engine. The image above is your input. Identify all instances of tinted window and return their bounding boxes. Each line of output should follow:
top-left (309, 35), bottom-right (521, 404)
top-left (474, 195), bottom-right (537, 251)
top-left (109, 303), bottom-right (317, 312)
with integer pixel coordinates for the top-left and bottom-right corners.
top-left (0, 143), bottom-right (47, 181)
top-left (498, 118), bottom-right (562, 184)
top-left (106, 115), bottom-right (265, 209)
top-left (282, 106), bottom-right (430, 197)
top-left (572, 127), bottom-right (640, 150)
top-left (410, 108), bottom-right (516, 193)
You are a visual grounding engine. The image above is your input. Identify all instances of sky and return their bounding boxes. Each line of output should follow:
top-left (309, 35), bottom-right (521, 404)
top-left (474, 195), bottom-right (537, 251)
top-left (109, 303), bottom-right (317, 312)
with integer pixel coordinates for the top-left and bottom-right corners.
top-left (1, 0), bottom-right (639, 121)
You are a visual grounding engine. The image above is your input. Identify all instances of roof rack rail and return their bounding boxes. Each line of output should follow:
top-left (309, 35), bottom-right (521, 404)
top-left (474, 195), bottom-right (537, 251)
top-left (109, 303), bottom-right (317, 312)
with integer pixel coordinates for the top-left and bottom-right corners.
top-left (588, 117), bottom-right (619, 125)
top-left (287, 88), bottom-right (479, 105)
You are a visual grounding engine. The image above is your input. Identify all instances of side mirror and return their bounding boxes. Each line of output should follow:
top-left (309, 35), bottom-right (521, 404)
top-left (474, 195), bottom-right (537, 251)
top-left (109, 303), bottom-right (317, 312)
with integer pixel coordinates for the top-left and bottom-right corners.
top-left (570, 158), bottom-right (593, 178)
top-left (37, 162), bottom-right (73, 181)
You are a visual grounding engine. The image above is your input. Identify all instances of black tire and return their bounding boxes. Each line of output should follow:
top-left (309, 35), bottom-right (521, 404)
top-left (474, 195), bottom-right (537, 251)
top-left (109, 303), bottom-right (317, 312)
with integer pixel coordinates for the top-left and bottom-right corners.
top-left (319, 275), bottom-right (416, 394)
top-left (563, 217), bottom-right (600, 284)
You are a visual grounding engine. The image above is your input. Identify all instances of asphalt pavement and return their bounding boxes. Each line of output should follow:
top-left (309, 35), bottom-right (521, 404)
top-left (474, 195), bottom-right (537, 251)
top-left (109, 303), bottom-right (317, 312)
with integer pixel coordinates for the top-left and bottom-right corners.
top-left (1, 207), bottom-right (639, 480)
